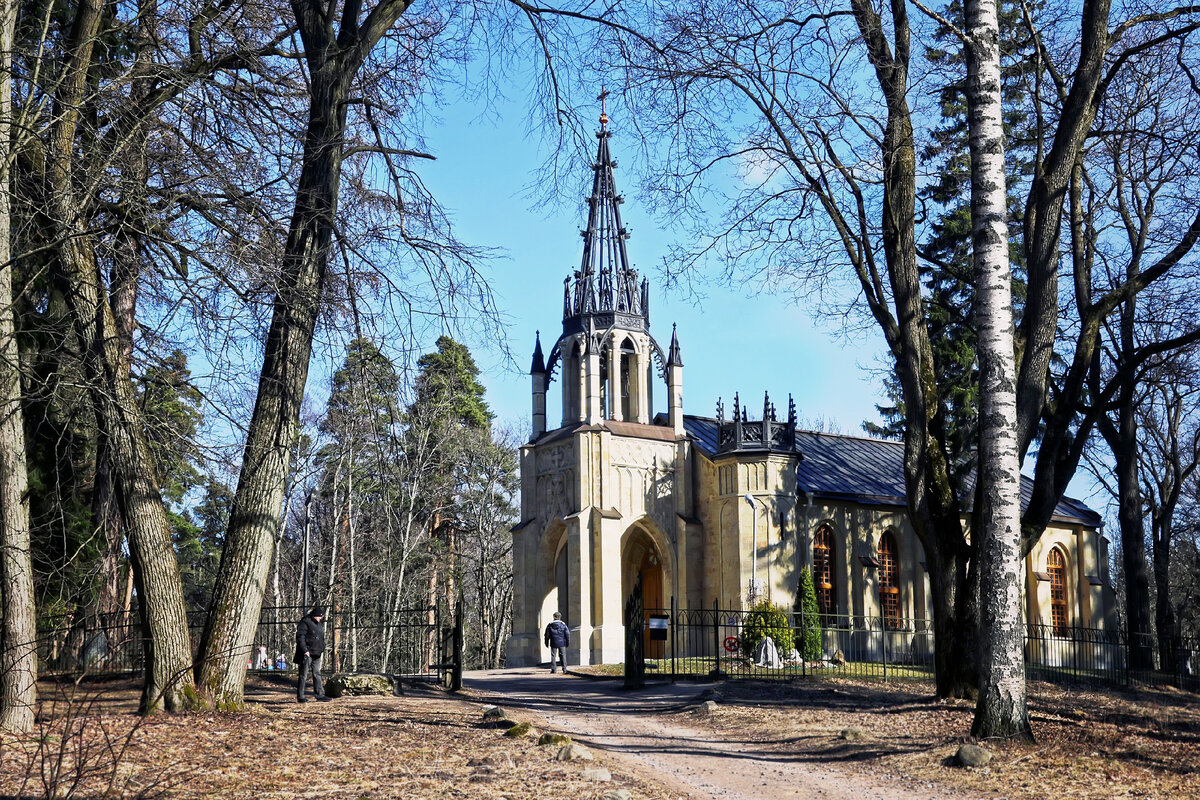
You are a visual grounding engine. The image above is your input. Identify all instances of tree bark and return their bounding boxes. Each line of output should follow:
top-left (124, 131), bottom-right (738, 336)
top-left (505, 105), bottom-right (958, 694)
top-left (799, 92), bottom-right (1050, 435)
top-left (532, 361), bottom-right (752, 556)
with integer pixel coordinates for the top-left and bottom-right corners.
top-left (0, 0), bottom-right (36, 731)
top-left (45, 0), bottom-right (195, 714)
top-left (964, 0), bottom-right (1033, 742)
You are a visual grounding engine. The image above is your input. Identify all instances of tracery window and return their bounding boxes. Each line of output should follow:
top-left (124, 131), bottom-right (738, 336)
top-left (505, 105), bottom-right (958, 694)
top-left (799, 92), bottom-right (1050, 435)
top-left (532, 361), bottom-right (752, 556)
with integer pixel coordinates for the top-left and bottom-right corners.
top-left (813, 525), bottom-right (837, 622)
top-left (1048, 547), bottom-right (1069, 637)
top-left (878, 532), bottom-right (901, 629)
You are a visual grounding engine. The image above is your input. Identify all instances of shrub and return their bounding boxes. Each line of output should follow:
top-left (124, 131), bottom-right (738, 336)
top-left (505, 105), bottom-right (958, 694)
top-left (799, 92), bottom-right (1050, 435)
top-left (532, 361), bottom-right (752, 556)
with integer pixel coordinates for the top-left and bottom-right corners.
top-left (740, 599), bottom-right (794, 657)
top-left (793, 568), bottom-right (823, 661)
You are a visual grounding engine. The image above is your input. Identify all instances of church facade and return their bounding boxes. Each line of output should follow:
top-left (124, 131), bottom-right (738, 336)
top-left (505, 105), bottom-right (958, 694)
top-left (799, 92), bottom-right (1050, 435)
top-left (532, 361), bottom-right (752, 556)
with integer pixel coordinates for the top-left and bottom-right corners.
top-left (506, 121), bottom-right (1114, 668)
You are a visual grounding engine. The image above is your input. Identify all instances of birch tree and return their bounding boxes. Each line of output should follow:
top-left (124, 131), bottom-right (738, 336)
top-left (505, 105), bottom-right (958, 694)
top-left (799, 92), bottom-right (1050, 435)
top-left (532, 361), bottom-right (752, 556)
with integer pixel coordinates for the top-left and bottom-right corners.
top-left (0, 0), bottom-right (36, 733)
top-left (953, 0), bottom-right (1032, 740)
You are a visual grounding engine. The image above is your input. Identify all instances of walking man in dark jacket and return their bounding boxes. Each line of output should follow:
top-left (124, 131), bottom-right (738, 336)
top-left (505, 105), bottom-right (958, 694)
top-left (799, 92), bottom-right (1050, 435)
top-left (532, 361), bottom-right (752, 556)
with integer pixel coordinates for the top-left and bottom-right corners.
top-left (296, 606), bottom-right (331, 702)
top-left (544, 612), bottom-right (570, 674)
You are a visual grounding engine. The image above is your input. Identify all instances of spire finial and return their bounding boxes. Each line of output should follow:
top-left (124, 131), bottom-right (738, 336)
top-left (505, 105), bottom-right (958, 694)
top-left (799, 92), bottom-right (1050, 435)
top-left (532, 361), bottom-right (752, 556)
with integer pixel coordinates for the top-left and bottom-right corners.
top-left (598, 85), bottom-right (609, 128)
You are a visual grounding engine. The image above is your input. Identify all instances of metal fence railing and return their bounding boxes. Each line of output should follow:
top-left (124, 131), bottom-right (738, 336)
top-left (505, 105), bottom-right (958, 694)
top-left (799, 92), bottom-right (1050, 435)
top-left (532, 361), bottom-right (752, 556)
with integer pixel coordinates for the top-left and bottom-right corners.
top-left (632, 599), bottom-right (1200, 691)
top-left (37, 604), bottom-right (454, 684)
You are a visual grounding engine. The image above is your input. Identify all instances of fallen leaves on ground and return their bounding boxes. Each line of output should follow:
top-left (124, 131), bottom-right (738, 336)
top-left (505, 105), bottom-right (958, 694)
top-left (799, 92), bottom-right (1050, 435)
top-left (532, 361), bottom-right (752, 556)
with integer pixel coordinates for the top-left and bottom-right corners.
top-left (672, 678), bottom-right (1200, 800)
top-left (0, 675), bottom-right (680, 800)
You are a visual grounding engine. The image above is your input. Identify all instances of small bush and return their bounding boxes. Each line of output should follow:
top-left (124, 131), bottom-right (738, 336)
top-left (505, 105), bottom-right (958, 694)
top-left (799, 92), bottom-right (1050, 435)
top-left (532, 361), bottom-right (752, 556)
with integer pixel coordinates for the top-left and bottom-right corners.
top-left (740, 599), bottom-right (794, 656)
top-left (794, 568), bottom-right (823, 661)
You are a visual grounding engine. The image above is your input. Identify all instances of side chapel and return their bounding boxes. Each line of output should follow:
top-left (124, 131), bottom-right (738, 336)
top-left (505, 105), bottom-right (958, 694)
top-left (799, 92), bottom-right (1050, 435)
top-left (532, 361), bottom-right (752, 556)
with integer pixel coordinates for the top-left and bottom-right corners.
top-left (506, 114), bottom-right (1115, 668)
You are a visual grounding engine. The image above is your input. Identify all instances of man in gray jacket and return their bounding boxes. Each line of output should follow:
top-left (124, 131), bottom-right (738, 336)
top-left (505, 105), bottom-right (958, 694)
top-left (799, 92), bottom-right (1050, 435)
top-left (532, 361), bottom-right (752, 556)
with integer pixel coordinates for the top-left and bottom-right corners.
top-left (543, 612), bottom-right (570, 674)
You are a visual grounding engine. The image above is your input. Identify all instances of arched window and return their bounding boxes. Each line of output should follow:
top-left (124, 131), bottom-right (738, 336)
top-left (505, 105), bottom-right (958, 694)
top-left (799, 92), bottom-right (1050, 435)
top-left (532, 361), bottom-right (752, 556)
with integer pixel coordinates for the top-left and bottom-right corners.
top-left (813, 525), bottom-right (837, 622)
top-left (619, 338), bottom-right (636, 421)
top-left (1048, 548), bottom-right (1069, 636)
top-left (879, 532), bottom-right (901, 629)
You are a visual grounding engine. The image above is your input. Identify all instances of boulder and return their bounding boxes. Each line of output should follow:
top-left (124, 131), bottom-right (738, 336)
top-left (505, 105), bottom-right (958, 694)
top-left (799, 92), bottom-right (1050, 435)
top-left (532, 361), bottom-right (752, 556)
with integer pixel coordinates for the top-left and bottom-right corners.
top-left (556, 743), bottom-right (594, 762)
top-left (482, 706), bottom-right (508, 721)
top-left (838, 727), bottom-right (865, 741)
top-left (504, 721), bottom-right (536, 738)
top-left (581, 767), bottom-right (612, 782)
top-left (694, 700), bottom-right (720, 716)
top-left (323, 673), bottom-right (392, 698)
top-left (955, 744), bottom-right (992, 768)
top-left (538, 732), bottom-right (572, 747)
top-left (602, 791), bottom-right (635, 800)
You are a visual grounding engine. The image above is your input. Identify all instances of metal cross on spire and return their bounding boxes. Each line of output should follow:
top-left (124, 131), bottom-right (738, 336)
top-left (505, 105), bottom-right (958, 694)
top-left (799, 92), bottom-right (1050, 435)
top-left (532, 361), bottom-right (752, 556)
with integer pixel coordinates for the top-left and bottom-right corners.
top-left (598, 85), bottom-right (609, 127)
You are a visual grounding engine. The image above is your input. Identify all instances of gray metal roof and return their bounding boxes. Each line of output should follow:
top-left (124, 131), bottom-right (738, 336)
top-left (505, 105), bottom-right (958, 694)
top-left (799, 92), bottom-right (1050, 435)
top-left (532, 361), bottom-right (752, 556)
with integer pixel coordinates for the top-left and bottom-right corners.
top-left (682, 415), bottom-right (1101, 527)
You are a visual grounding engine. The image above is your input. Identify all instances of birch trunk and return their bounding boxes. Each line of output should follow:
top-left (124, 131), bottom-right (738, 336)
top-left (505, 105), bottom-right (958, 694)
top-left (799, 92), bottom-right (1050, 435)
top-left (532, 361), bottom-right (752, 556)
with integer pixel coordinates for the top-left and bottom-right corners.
top-left (965, 0), bottom-right (1032, 741)
top-left (0, 0), bottom-right (36, 730)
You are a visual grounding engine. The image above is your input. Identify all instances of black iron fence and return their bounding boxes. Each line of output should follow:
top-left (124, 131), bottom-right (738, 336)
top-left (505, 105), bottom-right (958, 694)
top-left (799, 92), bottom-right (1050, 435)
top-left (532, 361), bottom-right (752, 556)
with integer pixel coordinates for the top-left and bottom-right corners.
top-left (37, 604), bottom-right (457, 684)
top-left (632, 599), bottom-right (1200, 691)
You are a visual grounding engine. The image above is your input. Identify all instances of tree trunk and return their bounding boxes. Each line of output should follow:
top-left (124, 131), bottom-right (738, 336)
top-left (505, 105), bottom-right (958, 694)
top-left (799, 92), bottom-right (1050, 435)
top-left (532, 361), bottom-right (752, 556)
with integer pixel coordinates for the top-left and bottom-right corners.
top-left (46, 0), bottom-right (195, 714)
top-left (851, 0), bottom-right (977, 698)
top-left (1114, 426), bottom-right (1155, 670)
top-left (1153, 508), bottom-right (1179, 675)
top-left (965, 0), bottom-right (1032, 741)
top-left (194, 63), bottom-right (351, 706)
top-left (0, 0), bottom-right (36, 731)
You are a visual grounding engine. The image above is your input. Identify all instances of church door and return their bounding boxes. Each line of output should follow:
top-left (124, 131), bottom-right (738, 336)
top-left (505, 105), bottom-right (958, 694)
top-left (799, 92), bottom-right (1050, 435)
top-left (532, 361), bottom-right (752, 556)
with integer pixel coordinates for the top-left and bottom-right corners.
top-left (639, 549), bottom-right (664, 658)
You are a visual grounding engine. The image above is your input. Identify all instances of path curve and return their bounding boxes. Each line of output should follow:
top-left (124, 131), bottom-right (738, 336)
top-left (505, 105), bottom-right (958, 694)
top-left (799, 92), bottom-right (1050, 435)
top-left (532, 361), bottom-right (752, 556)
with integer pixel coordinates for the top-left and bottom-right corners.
top-left (464, 669), bottom-right (973, 800)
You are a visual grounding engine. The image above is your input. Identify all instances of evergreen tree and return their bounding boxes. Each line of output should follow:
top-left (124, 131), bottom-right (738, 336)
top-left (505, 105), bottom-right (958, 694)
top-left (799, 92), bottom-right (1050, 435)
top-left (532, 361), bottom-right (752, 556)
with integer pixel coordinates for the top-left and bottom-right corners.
top-left (793, 568), bottom-right (823, 662)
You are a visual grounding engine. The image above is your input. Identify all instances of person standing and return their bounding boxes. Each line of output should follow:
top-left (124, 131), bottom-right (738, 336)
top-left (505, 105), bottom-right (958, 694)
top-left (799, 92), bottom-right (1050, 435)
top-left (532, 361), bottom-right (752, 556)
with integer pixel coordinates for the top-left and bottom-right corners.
top-left (543, 612), bottom-right (570, 674)
top-left (295, 606), bottom-right (331, 702)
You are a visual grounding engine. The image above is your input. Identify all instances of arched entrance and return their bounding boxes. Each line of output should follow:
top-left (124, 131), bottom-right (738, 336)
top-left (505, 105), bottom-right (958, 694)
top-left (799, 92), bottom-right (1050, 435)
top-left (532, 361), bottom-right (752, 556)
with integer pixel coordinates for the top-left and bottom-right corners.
top-left (623, 527), bottom-right (665, 658)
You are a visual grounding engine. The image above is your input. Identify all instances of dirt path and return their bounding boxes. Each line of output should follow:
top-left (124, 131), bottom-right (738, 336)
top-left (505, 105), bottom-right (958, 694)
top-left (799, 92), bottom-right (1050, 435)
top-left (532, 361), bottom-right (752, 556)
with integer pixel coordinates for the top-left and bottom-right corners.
top-left (464, 668), bottom-right (975, 800)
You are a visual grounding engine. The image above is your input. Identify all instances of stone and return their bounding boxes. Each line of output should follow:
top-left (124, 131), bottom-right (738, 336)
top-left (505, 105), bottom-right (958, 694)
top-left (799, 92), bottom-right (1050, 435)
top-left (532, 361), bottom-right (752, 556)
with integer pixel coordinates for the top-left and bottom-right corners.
top-left (955, 744), bottom-right (992, 768)
top-left (323, 673), bottom-right (392, 698)
top-left (694, 700), bottom-right (720, 716)
top-left (602, 791), bottom-right (635, 800)
top-left (482, 706), bottom-right (508, 721)
top-left (839, 727), bottom-right (865, 741)
top-left (556, 743), bottom-right (594, 762)
top-left (504, 721), bottom-right (536, 738)
top-left (581, 767), bottom-right (612, 782)
top-left (538, 732), bottom-right (572, 746)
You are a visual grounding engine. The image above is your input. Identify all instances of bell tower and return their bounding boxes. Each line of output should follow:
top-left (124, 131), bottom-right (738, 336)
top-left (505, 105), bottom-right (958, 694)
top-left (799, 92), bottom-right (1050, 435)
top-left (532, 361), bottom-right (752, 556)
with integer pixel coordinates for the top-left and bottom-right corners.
top-left (530, 97), bottom-right (668, 436)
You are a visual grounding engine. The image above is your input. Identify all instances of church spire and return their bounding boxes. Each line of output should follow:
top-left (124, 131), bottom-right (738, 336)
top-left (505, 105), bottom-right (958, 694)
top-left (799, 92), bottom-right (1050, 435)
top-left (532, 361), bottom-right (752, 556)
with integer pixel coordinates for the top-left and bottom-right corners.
top-left (564, 91), bottom-right (645, 324)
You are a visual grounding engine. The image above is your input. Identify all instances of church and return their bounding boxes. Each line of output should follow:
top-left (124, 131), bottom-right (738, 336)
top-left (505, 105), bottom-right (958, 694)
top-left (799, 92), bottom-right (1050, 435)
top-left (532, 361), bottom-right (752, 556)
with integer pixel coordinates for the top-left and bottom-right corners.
top-left (505, 115), bottom-right (1114, 668)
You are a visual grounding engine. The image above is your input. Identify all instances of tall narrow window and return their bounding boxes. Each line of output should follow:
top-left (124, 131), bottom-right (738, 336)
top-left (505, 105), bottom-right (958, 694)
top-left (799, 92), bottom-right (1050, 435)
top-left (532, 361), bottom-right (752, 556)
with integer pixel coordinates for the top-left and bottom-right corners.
top-left (878, 532), bottom-right (901, 629)
top-left (1048, 548), bottom-right (1069, 636)
top-left (813, 525), bottom-right (837, 622)
top-left (620, 339), bottom-right (635, 421)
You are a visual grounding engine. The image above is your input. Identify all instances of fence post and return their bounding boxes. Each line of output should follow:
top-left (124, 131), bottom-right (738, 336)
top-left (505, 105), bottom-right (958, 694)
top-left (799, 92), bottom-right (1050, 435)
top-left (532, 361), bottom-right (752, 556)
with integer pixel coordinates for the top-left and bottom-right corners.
top-left (881, 615), bottom-right (887, 681)
top-left (670, 595), bottom-right (676, 683)
top-left (713, 597), bottom-right (720, 678)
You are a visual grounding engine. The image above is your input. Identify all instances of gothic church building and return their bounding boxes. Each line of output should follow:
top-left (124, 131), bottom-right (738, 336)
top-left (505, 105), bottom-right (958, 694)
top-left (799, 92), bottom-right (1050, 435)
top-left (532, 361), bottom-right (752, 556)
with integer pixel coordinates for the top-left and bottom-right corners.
top-left (506, 119), bottom-right (1113, 668)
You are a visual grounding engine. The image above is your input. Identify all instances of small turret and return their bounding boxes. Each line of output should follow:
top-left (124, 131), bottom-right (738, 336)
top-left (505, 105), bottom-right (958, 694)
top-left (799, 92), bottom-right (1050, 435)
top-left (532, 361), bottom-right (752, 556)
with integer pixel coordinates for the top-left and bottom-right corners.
top-left (668, 324), bottom-right (684, 435)
top-left (531, 332), bottom-right (547, 439)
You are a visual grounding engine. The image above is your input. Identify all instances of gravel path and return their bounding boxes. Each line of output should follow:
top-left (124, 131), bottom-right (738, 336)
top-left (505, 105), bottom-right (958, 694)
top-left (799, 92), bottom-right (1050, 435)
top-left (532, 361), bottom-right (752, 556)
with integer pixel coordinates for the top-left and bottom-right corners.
top-left (464, 668), bottom-right (974, 800)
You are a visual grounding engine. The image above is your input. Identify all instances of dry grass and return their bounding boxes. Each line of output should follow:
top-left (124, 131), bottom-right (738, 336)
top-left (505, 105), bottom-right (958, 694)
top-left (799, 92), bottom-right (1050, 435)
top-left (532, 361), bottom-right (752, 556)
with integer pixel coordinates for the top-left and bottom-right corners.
top-left (681, 677), bottom-right (1200, 800)
top-left (0, 675), bottom-right (678, 800)
top-left (2, 673), bottom-right (1196, 799)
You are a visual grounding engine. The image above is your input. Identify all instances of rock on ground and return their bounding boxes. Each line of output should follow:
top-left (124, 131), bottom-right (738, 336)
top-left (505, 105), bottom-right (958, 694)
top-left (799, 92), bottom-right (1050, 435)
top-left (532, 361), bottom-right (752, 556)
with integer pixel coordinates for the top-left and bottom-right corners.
top-left (581, 767), bottom-right (612, 782)
top-left (955, 744), bottom-right (992, 768)
top-left (556, 743), bottom-right (594, 762)
top-left (323, 674), bottom-right (392, 698)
